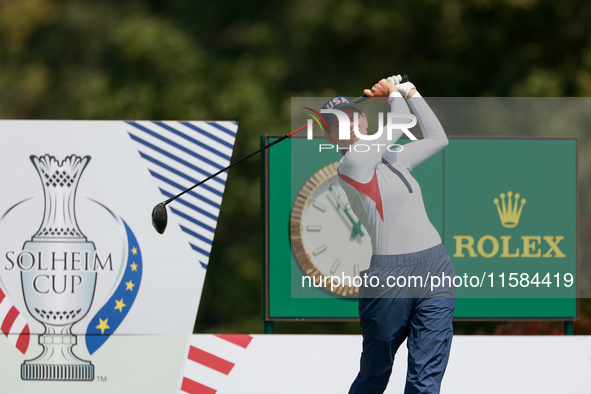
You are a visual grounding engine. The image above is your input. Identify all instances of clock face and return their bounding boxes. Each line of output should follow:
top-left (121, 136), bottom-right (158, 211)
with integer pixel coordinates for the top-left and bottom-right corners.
top-left (290, 162), bottom-right (372, 297)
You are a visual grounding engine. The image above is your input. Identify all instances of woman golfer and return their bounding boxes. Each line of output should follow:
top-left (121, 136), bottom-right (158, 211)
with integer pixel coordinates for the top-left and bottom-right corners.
top-left (322, 77), bottom-right (455, 394)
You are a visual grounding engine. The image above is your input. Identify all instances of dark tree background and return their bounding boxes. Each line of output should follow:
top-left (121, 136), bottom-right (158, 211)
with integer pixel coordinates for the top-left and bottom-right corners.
top-left (1, 0), bottom-right (589, 335)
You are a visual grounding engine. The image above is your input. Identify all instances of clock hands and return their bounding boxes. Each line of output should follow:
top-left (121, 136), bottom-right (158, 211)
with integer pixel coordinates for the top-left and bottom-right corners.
top-left (328, 185), bottom-right (364, 238)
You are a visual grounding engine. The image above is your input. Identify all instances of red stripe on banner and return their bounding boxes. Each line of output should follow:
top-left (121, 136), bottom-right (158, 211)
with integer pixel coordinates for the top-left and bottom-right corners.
top-left (0, 287), bottom-right (5, 302)
top-left (16, 324), bottom-right (30, 354)
top-left (214, 334), bottom-right (253, 349)
top-left (188, 346), bottom-right (234, 375)
top-left (1, 306), bottom-right (19, 336)
top-left (181, 377), bottom-right (217, 394)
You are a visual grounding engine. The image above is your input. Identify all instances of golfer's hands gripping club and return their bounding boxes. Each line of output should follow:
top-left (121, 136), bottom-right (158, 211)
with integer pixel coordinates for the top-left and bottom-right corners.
top-left (363, 79), bottom-right (397, 98)
top-left (387, 74), bottom-right (404, 85)
top-left (388, 74), bottom-right (416, 99)
top-left (363, 76), bottom-right (416, 99)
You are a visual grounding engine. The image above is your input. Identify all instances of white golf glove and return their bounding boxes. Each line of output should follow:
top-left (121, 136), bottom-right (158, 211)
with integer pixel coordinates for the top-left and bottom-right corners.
top-left (387, 75), bottom-right (416, 98)
top-left (394, 81), bottom-right (416, 99)
top-left (387, 75), bottom-right (404, 85)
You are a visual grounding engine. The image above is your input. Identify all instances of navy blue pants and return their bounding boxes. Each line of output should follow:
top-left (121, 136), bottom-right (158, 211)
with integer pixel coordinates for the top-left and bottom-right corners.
top-left (349, 244), bottom-right (455, 394)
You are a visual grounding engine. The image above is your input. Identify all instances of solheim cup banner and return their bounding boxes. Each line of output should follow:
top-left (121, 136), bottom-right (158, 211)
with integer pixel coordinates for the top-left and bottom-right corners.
top-left (0, 120), bottom-right (237, 392)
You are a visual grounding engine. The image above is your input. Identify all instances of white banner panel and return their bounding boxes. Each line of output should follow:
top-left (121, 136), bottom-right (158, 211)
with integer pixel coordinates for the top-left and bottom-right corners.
top-left (179, 334), bottom-right (591, 394)
top-left (0, 120), bottom-right (237, 385)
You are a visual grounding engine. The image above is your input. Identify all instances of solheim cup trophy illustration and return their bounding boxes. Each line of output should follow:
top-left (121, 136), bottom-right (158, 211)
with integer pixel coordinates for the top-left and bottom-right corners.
top-left (21, 155), bottom-right (96, 381)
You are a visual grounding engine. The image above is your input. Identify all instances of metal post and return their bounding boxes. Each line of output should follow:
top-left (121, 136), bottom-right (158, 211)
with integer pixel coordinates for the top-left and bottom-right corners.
top-left (264, 320), bottom-right (274, 334)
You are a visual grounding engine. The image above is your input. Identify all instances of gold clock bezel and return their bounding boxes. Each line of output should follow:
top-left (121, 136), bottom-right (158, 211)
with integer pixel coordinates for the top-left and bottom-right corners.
top-left (289, 161), bottom-right (360, 297)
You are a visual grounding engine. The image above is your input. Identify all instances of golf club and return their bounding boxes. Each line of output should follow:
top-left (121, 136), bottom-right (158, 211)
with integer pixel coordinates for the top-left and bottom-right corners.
top-left (151, 75), bottom-right (409, 234)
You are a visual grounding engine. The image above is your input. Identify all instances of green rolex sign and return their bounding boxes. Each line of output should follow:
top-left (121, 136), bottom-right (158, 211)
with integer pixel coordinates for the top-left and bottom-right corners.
top-left (444, 139), bottom-right (577, 319)
top-left (263, 137), bottom-right (577, 320)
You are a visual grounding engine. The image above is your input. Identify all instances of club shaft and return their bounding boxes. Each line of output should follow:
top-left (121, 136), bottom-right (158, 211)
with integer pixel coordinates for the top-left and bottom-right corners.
top-left (164, 133), bottom-right (291, 204)
top-left (163, 93), bottom-right (388, 205)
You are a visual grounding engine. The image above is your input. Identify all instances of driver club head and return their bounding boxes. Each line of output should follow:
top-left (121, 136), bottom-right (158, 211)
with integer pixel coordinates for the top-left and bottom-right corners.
top-left (152, 202), bottom-right (168, 234)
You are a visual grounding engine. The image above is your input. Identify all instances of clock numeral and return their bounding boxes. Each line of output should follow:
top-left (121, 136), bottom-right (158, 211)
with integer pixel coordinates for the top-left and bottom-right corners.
top-left (330, 259), bottom-right (341, 274)
top-left (312, 201), bottom-right (326, 212)
top-left (312, 245), bottom-right (327, 256)
top-left (306, 225), bottom-right (321, 232)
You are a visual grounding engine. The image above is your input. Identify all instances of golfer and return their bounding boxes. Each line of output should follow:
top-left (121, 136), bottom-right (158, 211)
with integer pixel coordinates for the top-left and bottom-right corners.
top-left (322, 77), bottom-right (455, 394)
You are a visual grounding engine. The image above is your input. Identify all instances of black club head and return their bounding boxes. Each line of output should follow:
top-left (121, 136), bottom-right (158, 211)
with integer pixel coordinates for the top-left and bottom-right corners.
top-left (151, 203), bottom-right (168, 234)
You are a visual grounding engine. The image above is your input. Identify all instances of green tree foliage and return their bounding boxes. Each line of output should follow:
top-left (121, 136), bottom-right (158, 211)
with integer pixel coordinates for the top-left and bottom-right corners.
top-left (0, 0), bottom-right (589, 334)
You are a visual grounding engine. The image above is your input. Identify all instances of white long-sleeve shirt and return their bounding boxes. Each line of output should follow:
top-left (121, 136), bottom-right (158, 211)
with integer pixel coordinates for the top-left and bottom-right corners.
top-left (337, 92), bottom-right (448, 255)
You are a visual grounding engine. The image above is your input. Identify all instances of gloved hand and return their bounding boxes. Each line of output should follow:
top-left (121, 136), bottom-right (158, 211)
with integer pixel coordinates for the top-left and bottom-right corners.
top-left (394, 81), bottom-right (416, 99)
top-left (387, 75), bottom-right (416, 98)
top-left (387, 75), bottom-right (404, 85)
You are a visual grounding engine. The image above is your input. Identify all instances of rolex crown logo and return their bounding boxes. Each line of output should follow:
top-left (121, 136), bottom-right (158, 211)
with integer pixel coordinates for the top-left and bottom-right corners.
top-left (493, 191), bottom-right (526, 228)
